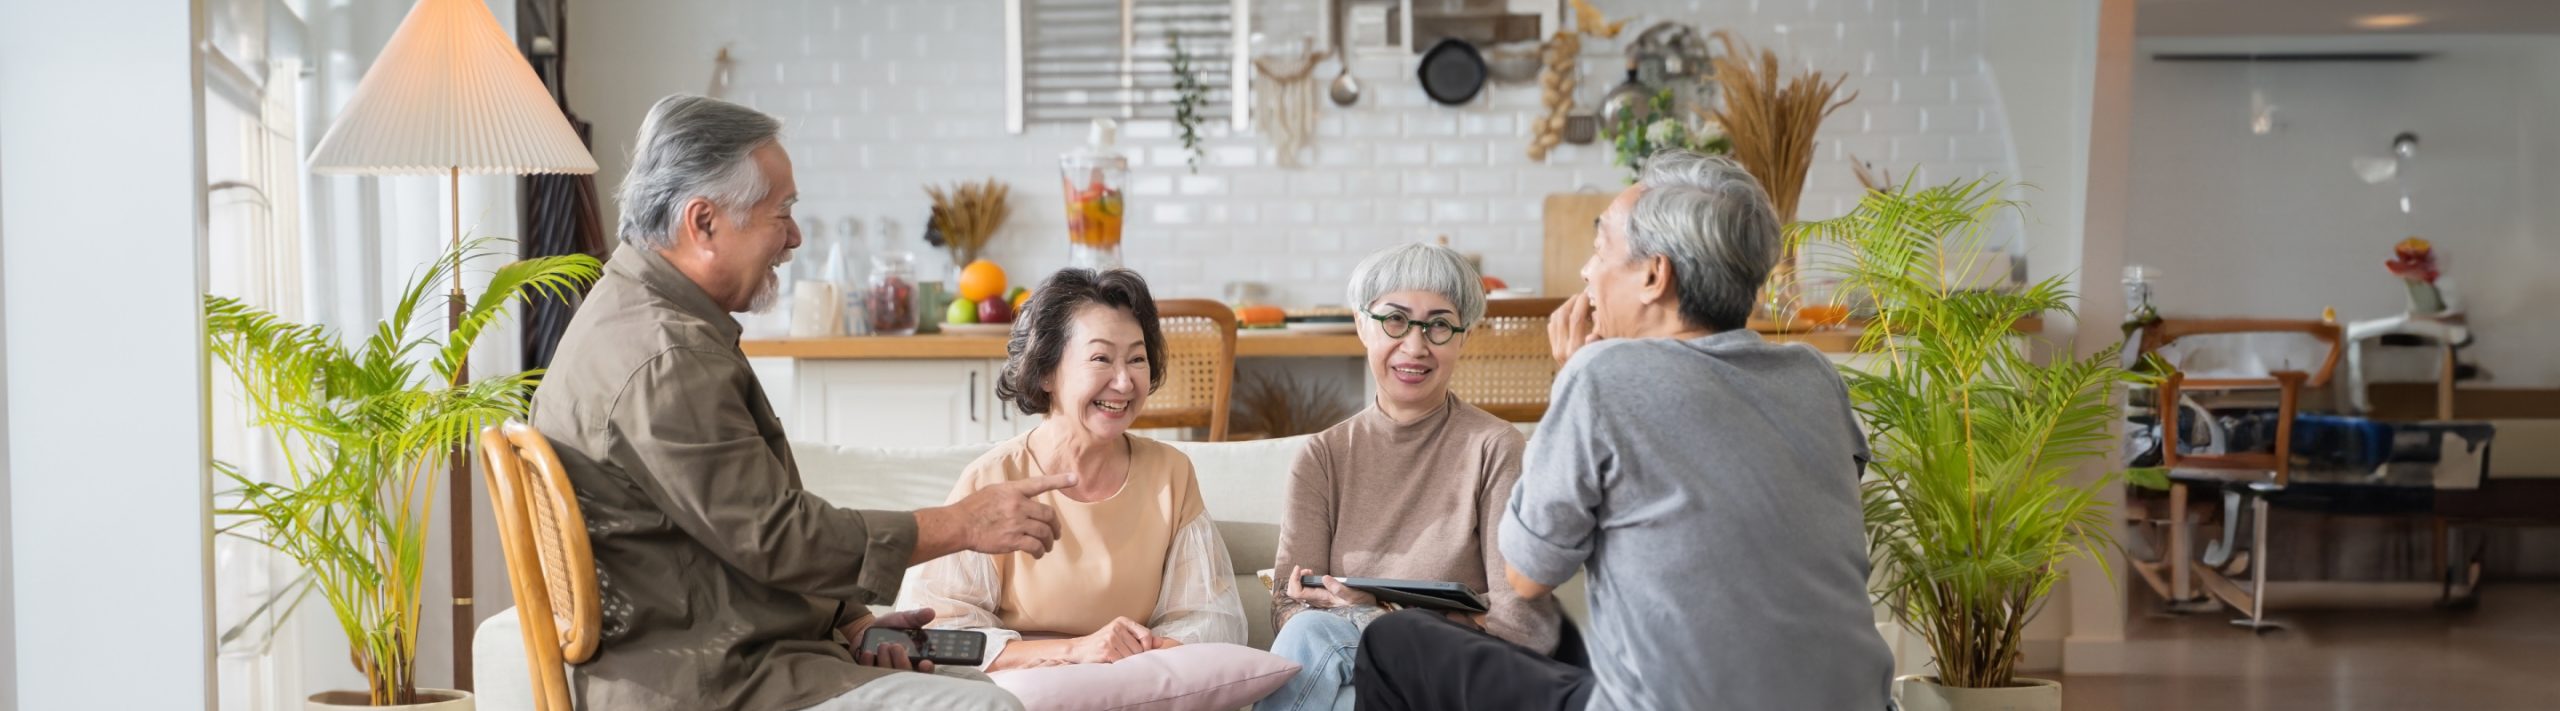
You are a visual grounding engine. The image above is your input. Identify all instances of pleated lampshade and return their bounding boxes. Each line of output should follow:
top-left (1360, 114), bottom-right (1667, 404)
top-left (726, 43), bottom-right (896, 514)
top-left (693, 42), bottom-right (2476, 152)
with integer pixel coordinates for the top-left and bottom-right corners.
top-left (309, 0), bottom-right (597, 175)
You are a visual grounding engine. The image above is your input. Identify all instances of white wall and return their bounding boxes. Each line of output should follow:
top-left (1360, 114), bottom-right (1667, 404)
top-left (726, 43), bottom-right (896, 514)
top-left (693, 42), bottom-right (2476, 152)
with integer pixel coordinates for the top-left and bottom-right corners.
top-left (0, 202), bottom-right (14, 708)
top-left (2128, 35), bottom-right (2560, 387)
top-left (1981, 0), bottom-right (2106, 672)
top-left (567, 0), bottom-right (2022, 310)
top-left (0, 1), bottom-right (213, 709)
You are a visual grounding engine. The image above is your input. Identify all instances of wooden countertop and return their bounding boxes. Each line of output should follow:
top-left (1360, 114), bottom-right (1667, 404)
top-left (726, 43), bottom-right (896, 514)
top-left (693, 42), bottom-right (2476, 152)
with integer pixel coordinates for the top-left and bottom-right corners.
top-left (737, 316), bottom-right (2040, 360)
top-left (741, 331), bottom-right (1367, 359)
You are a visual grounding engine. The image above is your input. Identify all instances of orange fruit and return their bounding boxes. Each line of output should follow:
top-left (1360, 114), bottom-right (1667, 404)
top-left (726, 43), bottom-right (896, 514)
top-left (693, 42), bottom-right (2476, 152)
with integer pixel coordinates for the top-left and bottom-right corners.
top-left (1235, 305), bottom-right (1286, 327)
top-left (1012, 289), bottom-right (1032, 311)
top-left (958, 260), bottom-right (1007, 302)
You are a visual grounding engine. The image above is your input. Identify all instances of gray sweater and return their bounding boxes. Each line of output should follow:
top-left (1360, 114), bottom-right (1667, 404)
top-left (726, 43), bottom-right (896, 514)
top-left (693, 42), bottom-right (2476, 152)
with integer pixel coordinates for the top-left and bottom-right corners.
top-left (1501, 330), bottom-right (1893, 711)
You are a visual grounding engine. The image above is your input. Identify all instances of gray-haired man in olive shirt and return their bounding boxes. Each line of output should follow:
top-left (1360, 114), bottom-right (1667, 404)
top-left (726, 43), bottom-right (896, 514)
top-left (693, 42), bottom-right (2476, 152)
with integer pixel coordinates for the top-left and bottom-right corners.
top-left (1353, 151), bottom-right (1894, 710)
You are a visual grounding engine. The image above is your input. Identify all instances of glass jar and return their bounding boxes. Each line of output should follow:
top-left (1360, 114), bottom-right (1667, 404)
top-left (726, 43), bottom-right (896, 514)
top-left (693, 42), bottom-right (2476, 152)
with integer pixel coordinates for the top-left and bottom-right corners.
top-left (865, 251), bottom-right (920, 336)
top-left (788, 225), bottom-right (846, 338)
top-left (1061, 119), bottom-right (1128, 270)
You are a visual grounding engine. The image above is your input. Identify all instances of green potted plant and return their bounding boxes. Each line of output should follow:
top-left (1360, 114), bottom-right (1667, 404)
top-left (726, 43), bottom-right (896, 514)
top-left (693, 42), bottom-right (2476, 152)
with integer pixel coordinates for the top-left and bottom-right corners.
top-left (1609, 88), bottom-right (1731, 183)
top-left (1789, 179), bottom-right (2157, 711)
top-left (210, 238), bottom-right (598, 709)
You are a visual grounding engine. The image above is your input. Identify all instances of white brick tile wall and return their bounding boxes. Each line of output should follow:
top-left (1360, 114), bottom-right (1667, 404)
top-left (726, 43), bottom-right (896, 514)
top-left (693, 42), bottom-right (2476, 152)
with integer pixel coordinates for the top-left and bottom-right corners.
top-left (592, 0), bottom-right (2016, 307)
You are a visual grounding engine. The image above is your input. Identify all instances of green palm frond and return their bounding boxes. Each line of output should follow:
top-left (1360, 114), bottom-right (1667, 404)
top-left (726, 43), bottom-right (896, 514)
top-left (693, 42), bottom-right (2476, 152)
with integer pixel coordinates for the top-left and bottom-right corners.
top-left (207, 237), bottom-right (599, 705)
top-left (434, 251), bottom-right (603, 381)
top-left (1797, 176), bottom-right (2148, 689)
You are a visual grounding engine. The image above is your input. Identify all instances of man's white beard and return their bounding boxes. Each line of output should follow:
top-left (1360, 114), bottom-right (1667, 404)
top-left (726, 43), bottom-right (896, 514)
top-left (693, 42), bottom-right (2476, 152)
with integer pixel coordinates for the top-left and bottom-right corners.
top-left (746, 250), bottom-right (793, 313)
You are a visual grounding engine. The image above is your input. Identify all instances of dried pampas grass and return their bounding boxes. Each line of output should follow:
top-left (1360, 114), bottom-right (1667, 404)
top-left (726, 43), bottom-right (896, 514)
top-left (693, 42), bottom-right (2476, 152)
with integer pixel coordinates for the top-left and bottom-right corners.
top-left (926, 178), bottom-right (1011, 266)
top-left (1701, 31), bottom-right (1855, 224)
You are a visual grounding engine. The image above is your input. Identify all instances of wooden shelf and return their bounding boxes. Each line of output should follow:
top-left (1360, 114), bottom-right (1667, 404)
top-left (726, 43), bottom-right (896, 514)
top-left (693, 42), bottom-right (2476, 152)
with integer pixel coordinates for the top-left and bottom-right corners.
top-left (1235, 333), bottom-right (1362, 357)
top-left (741, 334), bottom-right (1012, 360)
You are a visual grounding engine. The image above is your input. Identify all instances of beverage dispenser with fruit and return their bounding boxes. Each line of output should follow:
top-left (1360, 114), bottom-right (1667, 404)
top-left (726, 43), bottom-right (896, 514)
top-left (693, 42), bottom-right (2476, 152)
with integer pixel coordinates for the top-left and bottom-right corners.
top-left (1062, 118), bottom-right (1128, 270)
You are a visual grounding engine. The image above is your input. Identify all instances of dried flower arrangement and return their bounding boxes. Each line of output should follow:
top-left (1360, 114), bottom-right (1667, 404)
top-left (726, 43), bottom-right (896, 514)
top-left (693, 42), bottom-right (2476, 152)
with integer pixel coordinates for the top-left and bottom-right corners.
top-left (923, 178), bottom-right (1011, 268)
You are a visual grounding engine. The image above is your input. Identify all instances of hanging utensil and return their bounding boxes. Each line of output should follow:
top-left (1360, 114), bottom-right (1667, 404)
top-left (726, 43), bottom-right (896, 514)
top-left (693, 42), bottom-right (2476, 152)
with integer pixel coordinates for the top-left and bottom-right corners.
top-left (1329, 4), bottom-right (1361, 106)
top-left (1419, 38), bottom-right (1488, 106)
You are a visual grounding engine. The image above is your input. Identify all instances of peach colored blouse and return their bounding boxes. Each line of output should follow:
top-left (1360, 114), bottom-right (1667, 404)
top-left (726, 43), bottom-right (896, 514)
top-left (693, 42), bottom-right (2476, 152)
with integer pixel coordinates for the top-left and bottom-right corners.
top-left (900, 433), bottom-right (1244, 664)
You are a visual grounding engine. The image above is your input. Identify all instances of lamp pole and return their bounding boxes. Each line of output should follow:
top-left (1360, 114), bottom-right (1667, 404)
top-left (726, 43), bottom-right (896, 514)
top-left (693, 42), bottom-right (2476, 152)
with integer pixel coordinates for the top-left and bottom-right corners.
top-left (448, 165), bottom-right (475, 691)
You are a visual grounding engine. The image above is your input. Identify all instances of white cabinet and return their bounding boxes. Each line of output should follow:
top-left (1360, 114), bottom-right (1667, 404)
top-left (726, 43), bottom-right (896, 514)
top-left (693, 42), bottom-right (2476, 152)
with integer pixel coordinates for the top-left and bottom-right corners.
top-left (790, 359), bottom-right (1040, 448)
top-left (989, 385), bottom-right (1044, 441)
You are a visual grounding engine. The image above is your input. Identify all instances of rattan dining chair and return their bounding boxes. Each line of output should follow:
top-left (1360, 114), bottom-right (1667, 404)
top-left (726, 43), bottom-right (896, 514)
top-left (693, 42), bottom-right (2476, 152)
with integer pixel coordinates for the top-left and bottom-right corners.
top-left (478, 419), bottom-right (600, 711)
top-left (1451, 297), bottom-right (1566, 423)
top-left (1132, 299), bottom-right (1238, 442)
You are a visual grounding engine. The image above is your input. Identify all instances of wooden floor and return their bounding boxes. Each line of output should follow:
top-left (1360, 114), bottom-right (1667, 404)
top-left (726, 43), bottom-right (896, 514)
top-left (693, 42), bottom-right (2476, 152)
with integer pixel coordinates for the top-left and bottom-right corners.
top-left (2061, 583), bottom-right (2560, 710)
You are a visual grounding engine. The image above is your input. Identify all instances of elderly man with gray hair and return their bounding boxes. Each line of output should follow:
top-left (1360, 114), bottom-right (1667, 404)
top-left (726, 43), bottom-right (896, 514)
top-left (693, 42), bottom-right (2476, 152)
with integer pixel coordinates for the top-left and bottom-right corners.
top-left (1352, 151), bottom-right (1895, 710)
top-left (534, 95), bottom-right (1065, 711)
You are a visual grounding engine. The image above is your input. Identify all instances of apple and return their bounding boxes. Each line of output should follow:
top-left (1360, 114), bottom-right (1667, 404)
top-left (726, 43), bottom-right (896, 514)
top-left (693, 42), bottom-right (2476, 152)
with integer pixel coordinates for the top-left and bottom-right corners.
top-left (978, 296), bottom-right (1015, 324)
top-left (1005, 286), bottom-right (1028, 305)
top-left (946, 297), bottom-right (980, 325)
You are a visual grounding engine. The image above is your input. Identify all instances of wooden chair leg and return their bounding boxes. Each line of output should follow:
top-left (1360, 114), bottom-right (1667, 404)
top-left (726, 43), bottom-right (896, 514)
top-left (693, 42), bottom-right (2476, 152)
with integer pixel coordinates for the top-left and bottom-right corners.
top-left (2170, 482), bottom-right (2192, 602)
top-left (2432, 517), bottom-right (2449, 583)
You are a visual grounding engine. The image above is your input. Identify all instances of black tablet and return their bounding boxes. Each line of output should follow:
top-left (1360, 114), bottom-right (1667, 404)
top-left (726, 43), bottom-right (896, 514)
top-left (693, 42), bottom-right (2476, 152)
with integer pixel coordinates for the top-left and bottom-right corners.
top-left (1301, 575), bottom-right (1489, 614)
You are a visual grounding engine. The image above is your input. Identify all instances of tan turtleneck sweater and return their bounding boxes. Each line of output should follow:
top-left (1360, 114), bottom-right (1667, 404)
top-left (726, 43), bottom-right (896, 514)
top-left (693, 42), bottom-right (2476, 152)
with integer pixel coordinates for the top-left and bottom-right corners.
top-left (1271, 393), bottom-right (1562, 654)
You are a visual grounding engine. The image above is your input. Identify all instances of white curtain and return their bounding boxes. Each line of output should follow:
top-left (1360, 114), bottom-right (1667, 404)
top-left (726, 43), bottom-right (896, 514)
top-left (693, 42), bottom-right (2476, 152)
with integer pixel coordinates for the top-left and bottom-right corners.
top-left (205, 1), bottom-right (527, 707)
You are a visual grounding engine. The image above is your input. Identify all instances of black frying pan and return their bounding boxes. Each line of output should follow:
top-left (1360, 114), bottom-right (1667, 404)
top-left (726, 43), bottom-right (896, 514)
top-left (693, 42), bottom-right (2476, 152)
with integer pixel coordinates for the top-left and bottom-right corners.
top-left (1418, 38), bottom-right (1487, 106)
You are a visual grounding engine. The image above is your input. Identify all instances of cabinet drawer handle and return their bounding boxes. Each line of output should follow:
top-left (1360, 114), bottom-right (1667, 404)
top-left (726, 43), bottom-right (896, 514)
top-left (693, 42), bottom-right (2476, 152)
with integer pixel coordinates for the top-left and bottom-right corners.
top-left (969, 371), bottom-right (980, 423)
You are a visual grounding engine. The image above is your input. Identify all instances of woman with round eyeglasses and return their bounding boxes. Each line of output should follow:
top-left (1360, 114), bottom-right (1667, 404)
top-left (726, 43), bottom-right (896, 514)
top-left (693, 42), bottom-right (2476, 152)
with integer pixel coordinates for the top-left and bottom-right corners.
top-left (1257, 243), bottom-right (1565, 711)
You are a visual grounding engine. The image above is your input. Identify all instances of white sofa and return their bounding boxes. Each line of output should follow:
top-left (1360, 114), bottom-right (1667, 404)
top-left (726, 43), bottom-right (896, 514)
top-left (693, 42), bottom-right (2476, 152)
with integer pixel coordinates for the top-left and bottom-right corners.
top-left (475, 435), bottom-right (1592, 710)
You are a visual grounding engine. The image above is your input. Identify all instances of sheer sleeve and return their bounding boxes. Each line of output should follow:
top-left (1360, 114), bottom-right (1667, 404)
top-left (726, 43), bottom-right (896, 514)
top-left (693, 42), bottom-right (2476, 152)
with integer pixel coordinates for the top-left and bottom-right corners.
top-left (897, 550), bottom-right (1022, 668)
top-left (1147, 512), bottom-right (1247, 645)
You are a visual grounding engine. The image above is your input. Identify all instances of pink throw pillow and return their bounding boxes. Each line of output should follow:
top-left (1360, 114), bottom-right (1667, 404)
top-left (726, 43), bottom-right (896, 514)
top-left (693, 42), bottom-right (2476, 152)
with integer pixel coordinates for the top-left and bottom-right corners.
top-left (987, 643), bottom-right (1301, 711)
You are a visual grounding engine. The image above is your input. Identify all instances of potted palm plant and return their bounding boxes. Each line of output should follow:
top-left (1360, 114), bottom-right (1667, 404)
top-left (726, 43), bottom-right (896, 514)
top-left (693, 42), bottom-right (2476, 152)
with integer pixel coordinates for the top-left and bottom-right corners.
top-left (1788, 179), bottom-right (2156, 711)
top-left (210, 238), bottom-right (599, 709)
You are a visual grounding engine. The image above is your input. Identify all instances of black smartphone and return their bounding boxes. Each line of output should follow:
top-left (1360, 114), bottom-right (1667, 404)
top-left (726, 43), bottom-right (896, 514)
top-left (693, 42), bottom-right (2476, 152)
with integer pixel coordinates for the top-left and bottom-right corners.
top-left (857, 626), bottom-right (988, 667)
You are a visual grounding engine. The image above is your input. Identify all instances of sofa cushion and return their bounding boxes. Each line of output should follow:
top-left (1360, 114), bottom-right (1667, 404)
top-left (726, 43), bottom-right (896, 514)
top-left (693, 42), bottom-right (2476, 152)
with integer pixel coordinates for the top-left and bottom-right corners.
top-left (986, 642), bottom-right (1298, 711)
top-left (1166, 435), bottom-right (1309, 573)
top-left (473, 607), bottom-right (544, 711)
top-left (795, 441), bottom-right (996, 513)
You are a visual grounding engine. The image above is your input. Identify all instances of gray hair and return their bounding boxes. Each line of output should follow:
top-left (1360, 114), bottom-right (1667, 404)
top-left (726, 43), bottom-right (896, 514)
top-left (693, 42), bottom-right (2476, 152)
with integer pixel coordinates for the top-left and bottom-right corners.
top-left (1625, 150), bottom-right (1783, 331)
top-left (1344, 242), bottom-right (1487, 326)
top-left (616, 95), bottom-right (781, 250)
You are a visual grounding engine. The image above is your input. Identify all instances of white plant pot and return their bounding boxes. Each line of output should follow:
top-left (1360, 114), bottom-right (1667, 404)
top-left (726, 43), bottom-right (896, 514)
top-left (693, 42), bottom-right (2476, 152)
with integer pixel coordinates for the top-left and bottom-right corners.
top-left (1896, 675), bottom-right (2060, 711)
top-left (307, 689), bottom-right (472, 711)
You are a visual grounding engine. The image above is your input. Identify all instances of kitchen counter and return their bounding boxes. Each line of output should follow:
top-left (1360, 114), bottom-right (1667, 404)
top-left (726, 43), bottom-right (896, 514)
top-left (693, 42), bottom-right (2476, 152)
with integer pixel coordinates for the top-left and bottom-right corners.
top-left (738, 316), bottom-right (2041, 360)
top-left (741, 331), bottom-right (1366, 359)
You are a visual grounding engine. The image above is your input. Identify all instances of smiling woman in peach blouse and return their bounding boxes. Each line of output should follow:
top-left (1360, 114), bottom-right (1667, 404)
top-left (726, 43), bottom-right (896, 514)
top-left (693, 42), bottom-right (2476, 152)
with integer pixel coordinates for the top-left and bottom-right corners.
top-left (1259, 243), bottom-right (1566, 711)
top-left (902, 268), bottom-right (1247, 673)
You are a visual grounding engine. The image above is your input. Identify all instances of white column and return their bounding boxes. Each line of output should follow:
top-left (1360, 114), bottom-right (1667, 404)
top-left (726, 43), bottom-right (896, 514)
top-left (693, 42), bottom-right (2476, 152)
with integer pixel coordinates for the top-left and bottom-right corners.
top-left (1, 2), bottom-right (214, 710)
top-left (2062, 0), bottom-right (2143, 676)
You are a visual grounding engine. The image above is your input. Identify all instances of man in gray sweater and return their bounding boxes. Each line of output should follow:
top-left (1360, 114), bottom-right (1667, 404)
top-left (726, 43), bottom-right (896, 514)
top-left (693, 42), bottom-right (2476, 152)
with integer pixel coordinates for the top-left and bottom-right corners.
top-left (1352, 151), bottom-right (1894, 710)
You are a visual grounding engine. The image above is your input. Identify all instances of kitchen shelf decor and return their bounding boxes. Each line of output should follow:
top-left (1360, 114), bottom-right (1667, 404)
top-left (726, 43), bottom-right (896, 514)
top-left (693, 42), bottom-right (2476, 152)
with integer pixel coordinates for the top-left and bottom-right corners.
top-left (1006, 0), bottom-right (1251, 134)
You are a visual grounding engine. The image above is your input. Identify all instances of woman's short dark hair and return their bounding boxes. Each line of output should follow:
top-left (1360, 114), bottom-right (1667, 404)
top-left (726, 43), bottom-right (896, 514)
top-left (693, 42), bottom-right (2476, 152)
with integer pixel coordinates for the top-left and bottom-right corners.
top-left (995, 268), bottom-right (1166, 416)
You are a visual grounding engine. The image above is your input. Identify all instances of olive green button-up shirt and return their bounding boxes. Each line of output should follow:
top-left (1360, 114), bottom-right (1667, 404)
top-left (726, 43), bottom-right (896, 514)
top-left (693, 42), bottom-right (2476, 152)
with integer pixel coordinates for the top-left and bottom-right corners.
top-left (532, 245), bottom-right (919, 711)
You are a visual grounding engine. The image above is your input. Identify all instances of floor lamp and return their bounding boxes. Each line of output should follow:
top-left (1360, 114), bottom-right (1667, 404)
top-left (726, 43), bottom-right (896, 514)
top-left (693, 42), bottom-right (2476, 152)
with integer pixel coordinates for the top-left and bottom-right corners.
top-left (308, 0), bottom-right (596, 690)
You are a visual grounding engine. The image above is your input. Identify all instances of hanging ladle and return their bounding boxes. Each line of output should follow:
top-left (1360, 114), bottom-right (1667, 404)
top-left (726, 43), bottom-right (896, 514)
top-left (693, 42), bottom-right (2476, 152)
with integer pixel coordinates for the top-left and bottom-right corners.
top-left (1329, 23), bottom-right (1360, 106)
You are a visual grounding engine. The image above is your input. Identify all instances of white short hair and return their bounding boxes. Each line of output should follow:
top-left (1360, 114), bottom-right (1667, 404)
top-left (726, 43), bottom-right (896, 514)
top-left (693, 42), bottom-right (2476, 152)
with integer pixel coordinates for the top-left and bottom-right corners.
top-left (1344, 242), bottom-right (1487, 325)
top-left (616, 95), bottom-right (780, 250)
top-left (1626, 150), bottom-right (1783, 331)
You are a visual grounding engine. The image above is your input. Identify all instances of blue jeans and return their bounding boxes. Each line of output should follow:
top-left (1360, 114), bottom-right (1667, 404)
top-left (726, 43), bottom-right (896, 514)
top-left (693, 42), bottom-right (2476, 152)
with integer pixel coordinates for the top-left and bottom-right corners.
top-left (1256, 612), bottom-right (1361, 711)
